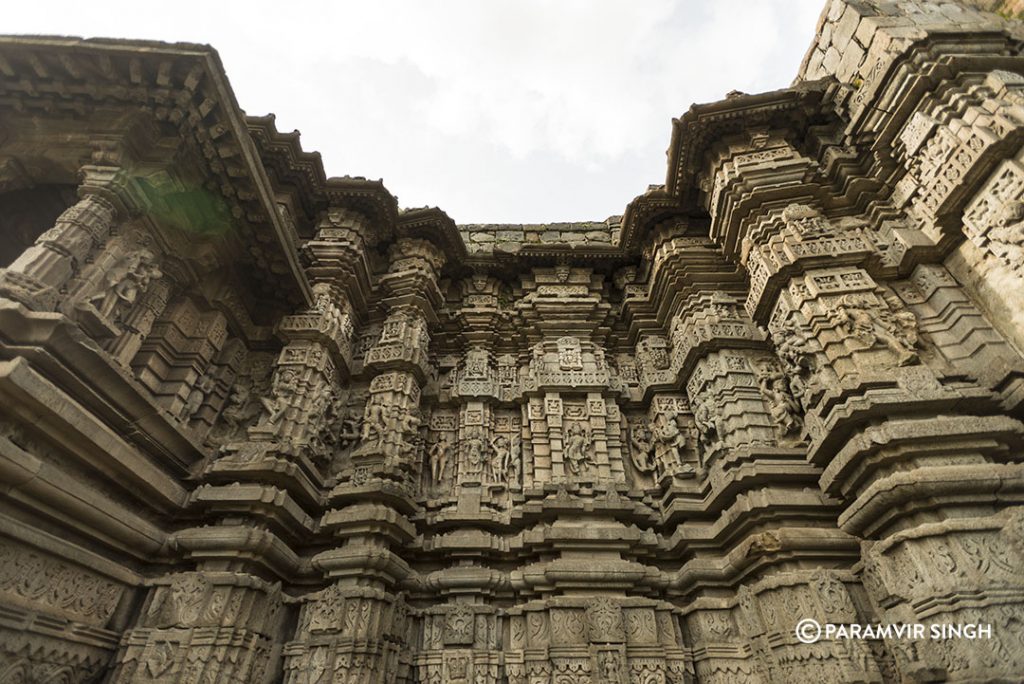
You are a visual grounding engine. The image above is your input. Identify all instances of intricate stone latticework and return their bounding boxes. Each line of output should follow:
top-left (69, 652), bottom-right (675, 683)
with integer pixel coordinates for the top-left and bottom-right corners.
top-left (4, 2), bottom-right (1024, 682)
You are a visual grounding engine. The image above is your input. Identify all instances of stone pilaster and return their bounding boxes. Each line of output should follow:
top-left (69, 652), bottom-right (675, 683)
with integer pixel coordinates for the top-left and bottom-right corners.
top-left (108, 572), bottom-right (286, 684)
top-left (284, 236), bottom-right (444, 684)
top-left (0, 164), bottom-right (143, 311)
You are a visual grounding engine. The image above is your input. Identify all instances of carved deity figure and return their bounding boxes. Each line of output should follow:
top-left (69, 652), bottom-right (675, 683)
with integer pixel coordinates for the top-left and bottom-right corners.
top-left (317, 394), bottom-right (360, 452)
top-left (461, 432), bottom-right (485, 482)
top-left (336, 417), bottom-right (360, 451)
top-left (306, 390), bottom-right (331, 432)
top-left (383, 405), bottom-right (404, 453)
top-left (832, 293), bottom-right (917, 366)
top-left (359, 401), bottom-right (386, 450)
top-left (383, 406), bottom-right (419, 458)
top-left (526, 344), bottom-right (546, 387)
top-left (464, 348), bottom-right (489, 379)
top-left (563, 422), bottom-right (593, 475)
top-left (557, 336), bottom-right (583, 370)
top-left (258, 372), bottom-right (298, 430)
top-left (755, 364), bottom-right (802, 438)
top-left (774, 321), bottom-right (820, 405)
top-left (630, 423), bottom-right (656, 476)
top-left (508, 436), bottom-right (521, 486)
top-left (692, 399), bottom-right (719, 467)
top-left (775, 322), bottom-right (815, 373)
top-left (531, 344), bottom-right (545, 369)
top-left (178, 369), bottom-right (217, 422)
top-left (218, 381), bottom-right (259, 439)
top-left (88, 248), bottom-right (162, 323)
top-left (428, 438), bottom-right (451, 486)
top-left (598, 652), bottom-right (622, 681)
top-left (881, 292), bottom-right (920, 355)
top-left (653, 412), bottom-right (695, 477)
top-left (399, 411), bottom-right (420, 440)
top-left (490, 435), bottom-right (511, 484)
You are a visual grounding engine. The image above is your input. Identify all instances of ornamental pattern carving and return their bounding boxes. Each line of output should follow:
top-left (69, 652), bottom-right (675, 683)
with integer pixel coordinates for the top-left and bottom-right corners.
top-left (0, 540), bottom-right (122, 625)
top-left (6, 9), bottom-right (1024, 684)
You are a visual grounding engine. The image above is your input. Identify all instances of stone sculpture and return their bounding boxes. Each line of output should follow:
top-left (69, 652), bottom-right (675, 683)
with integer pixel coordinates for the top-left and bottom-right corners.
top-left (755, 363), bottom-right (802, 438)
top-left (2, 3), bottom-right (1024, 681)
top-left (629, 423), bottom-right (656, 476)
top-left (87, 247), bottom-right (162, 324)
top-left (563, 422), bottom-right (594, 476)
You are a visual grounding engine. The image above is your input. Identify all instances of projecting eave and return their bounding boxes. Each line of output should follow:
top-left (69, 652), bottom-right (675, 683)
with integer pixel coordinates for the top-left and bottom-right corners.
top-left (617, 188), bottom-right (689, 254)
top-left (323, 175), bottom-right (401, 241)
top-left (247, 113), bottom-right (407, 243)
top-left (0, 35), bottom-right (312, 310)
top-left (246, 113), bottom-right (328, 237)
top-left (398, 207), bottom-right (469, 266)
top-left (665, 80), bottom-right (835, 199)
top-left (617, 81), bottom-right (835, 253)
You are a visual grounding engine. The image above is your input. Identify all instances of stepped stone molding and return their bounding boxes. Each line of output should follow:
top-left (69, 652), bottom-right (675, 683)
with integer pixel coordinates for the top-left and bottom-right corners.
top-left (3, 1), bottom-right (1024, 681)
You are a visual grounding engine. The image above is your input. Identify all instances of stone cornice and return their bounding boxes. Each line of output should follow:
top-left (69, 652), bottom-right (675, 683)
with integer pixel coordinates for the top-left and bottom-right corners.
top-left (0, 35), bottom-right (312, 308)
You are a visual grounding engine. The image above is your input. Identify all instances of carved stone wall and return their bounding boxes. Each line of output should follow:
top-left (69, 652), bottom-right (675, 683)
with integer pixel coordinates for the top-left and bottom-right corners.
top-left (2, 1), bottom-right (1024, 682)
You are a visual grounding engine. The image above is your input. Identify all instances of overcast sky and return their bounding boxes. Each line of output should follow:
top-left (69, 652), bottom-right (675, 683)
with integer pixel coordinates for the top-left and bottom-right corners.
top-left (7, 1), bottom-right (824, 223)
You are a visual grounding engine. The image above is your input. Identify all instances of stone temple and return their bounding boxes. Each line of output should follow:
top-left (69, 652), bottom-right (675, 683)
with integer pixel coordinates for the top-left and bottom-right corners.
top-left (4, 0), bottom-right (1024, 681)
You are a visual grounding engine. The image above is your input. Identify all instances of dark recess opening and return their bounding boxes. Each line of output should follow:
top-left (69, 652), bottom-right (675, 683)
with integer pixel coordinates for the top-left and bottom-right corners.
top-left (0, 185), bottom-right (78, 268)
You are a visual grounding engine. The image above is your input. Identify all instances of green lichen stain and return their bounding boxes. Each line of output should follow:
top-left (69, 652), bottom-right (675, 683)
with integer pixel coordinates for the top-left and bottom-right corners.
top-left (138, 177), bottom-right (233, 237)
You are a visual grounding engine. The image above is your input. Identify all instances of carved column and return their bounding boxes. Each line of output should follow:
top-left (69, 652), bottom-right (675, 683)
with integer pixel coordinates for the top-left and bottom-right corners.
top-left (744, 202), bottom-right (1024, 680)
top-left (643, 228), bottom-right (875, 681)
top-left (125, 209), bottom-right (368, 684)
top-left (503, 265), bottom-right (687, 680)
top-left (349, 237), bottom-right (443, 481)
top-left (0, 164), bottom-right (143, 311)
top-left (284, 236), bottom-right (444, 684)
top-left (249, 283), bottom-right (352, 461)
top-left (670, 292), bottom-right (780, 472)
top-left (514, 267), bottom-right (622, 488)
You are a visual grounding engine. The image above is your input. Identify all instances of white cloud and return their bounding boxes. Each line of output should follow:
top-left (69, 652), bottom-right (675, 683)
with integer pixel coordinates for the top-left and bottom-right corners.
top-left (5, 0), bottom-right (824, 222)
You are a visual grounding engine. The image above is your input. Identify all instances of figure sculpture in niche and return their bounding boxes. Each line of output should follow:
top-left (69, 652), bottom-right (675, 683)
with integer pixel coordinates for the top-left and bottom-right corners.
top-left (508, 436), bottom-right (521, 486)
top-left (393, 410), bottom-right (421, 466)
top-left (461, 431), bottom-right (485, 482)
top-left (755, 364), bottom-right (802, 438)
top-left (258, 372), bottom-right (298, 430)
top-left (359, 401), bottom-right (386, 451)
top-left (774, 321), bottom-right (820, 405)
top-left (318, 393), bottom-right (360, 453)
top-left (653, 412), bottom-right (695, 477)
top-left (382, 405), bottom-right (420, 457)
top-left (881, 291), bottom-right (920, 357)
top-left (629, 423), bottom-right (656, 477)
top-left (557, 336), bottom-right (583, 370)
top-left (384, 405), bottom-right (405, 454)
top-left (490, 435), bottom-right (511, 484)
top-left (88, 248), bottom-right (163, 324)
top-left (428, 438), bottom-right (451, 487)
top-left (598, 652), bottom-right (622, 681)
top-left (216, 381), bottom-right (259, 440)
top-left (336, 417), bottom-right (360, 451)
top-left (530, 344), bottom-right (545, 379)
top-left (563, 422), bottom-right (593, 476)
top-left (178, 369), bottom-right (217, 422)
top-left (832, 293), bottom-right (917, 365)
top-left (692, 399), bottom-right (719, 467)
